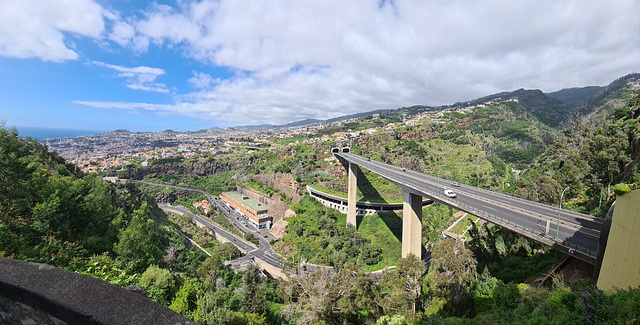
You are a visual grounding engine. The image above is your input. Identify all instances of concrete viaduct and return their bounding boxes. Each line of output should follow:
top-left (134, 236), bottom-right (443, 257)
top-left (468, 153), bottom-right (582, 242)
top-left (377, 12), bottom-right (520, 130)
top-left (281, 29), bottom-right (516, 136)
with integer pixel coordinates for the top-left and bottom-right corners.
top-left (333, 149), bottom-right (603, 263)
top-left (334, 149), bottom-right (640, 289)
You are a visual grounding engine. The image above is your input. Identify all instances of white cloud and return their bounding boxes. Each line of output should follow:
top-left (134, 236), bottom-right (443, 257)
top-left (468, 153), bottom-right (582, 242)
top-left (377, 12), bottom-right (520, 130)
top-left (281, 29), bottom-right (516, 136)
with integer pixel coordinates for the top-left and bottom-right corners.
top-left (73, 101), bottom-right (159, 111)
top-left (94, 0), bottom-right (640, 126)
top-left (108, 20), bottom-right (135, 47)
top-left (104, 10), bottom-right (150, 54)
top-left (91, 61), bottom-right (169, 93)
top-left (0, 0), bottom-right (104, 61)
top-left (189, 71), bottom-right (218, 89)
top-left (72, 100), bottom-right (227, 121)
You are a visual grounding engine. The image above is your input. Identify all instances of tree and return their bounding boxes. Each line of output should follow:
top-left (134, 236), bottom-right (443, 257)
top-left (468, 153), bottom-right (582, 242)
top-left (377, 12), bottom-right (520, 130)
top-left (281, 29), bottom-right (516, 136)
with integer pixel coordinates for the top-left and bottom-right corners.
top-left (281, 263), bottom-right (378, 324)
top-left (537, 176), bottom-right (561, 204)
top-left (240, 264), bottom-right (266, 314)
top-left (170, 278), bottom-right (198, 318)
top-left (281, 268), bottom-right (336, 324)
top-left (246, 313), bottom-right (268, 325)
top-left (428, 238), bottom-right (477, 316)
top-left (334, 263), bottom-right (378, 323)
top-left (378, 254), bottom-right (426, 317)
top-left (139, 265), bottom-right (175, 302)
top-left (114, 203), bottom-right (161, 272)
top-left (581, 132), bottom-right (630, 201)
top-left (197, 243), bottom-right (241, 285)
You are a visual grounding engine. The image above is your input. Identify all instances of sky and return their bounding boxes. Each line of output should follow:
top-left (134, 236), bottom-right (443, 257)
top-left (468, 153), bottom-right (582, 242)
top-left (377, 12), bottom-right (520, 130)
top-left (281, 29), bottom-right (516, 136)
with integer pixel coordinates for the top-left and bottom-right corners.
top-left (1, 0), bottom-right (639, 132)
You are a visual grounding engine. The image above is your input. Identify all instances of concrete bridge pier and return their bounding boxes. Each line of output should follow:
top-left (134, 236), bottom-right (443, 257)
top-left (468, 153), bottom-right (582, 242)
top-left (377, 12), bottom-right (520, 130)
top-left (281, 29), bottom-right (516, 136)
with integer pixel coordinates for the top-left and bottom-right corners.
top-left (402, 191), bottom-right (423, 259)
top-left (347, 162), bottom-right (358, 227)
top-left (595, 190), bottom-right (640, 291)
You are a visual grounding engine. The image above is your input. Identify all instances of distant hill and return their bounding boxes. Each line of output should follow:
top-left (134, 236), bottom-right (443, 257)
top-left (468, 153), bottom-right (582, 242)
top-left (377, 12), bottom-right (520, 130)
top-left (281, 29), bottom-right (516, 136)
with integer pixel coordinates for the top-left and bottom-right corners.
top-left (576, 73), bottom-right (640, 119)
top-left (510, 89), bottom-right (568, 128)
top-left (545, 86), bottom-right (602, 109)
top-left (450, 74), bottom-right (640, 128)
top-left (104, 73), bottom-right (640, 133)
top-left (453, 88), bottom-right (576, 128)
top-left (233, 109), bottom-right (394, 131)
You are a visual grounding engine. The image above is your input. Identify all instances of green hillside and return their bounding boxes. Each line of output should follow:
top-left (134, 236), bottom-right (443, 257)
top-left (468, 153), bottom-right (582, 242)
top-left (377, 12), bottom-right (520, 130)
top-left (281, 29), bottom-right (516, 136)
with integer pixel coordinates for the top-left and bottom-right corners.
top-left (546, 86), bottom-right (602, 109)
top-left (4, 74), bottom-right (640, 324)
top-left (516, 89), bottom-right (640, 216)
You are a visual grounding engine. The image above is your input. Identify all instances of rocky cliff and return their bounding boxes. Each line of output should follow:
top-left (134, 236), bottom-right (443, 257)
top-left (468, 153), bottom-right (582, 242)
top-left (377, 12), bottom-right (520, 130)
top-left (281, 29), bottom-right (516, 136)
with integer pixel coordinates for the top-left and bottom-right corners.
top-left (252, 172), bottom-right (303, 203)
top-left (127, 157), bottom-right (254, 180)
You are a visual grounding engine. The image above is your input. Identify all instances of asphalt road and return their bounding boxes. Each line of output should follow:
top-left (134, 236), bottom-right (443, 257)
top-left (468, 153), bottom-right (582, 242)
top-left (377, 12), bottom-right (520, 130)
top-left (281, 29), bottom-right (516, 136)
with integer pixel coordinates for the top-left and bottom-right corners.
top-left (134, 181), bottom-right (284, 268)
top-left (336, 153), bottom-right (602, 254)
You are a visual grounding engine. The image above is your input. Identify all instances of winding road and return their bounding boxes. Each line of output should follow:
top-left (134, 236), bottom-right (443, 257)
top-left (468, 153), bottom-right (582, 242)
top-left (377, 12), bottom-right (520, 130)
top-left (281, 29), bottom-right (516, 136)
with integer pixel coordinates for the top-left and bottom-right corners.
top-left (133, 180), bottom-right (284, 269)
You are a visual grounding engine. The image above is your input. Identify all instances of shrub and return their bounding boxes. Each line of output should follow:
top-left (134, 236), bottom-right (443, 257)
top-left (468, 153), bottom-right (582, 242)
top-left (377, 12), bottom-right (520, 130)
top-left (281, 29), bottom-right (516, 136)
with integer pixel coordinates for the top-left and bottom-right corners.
top-left (580, 286), bottom-right (609, 324)
top-left (492, 282), bottom-right (521, 309)
top-left (139, 264), bottom-right (175, 302)
top-left (613, 184), bottom-right (631, 195)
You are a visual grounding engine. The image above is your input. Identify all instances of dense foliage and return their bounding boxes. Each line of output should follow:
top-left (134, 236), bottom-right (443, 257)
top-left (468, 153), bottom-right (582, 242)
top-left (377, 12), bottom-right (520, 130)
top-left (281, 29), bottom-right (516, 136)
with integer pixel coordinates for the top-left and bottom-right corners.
top-left (0, 127), bottom-right (281, 323)
top-left (274, 196), bottom-right (385, 268)
top-left (516, 90), bottom-right (640, 216)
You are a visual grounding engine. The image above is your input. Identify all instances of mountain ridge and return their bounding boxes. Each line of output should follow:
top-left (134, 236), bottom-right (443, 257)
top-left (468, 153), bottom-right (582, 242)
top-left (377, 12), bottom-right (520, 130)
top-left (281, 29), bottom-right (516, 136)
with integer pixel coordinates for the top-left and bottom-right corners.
top-left (232, 109), bottom-right (395, 131)
top-left (86, 73), bottom-right (640, 135)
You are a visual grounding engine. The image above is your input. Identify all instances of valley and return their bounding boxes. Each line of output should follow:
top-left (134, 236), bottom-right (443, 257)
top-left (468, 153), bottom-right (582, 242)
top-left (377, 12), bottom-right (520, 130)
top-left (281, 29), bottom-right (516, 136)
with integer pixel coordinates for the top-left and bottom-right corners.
top-left (2, 73), bottom-right (640, 324)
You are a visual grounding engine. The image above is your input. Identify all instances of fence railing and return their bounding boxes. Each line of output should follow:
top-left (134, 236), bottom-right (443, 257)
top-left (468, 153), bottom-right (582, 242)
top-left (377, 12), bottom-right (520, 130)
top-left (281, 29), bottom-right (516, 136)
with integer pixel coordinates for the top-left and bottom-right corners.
top-left (337, 153), bottom-right (598, 264)
top-left (388, 173), bottom-right (598, 263)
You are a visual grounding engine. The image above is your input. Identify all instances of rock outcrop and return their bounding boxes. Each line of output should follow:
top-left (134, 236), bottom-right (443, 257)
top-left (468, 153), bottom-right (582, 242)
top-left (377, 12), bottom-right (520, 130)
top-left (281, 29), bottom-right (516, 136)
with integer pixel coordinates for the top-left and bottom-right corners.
top-left (127, 157), bottom-right (254, 180)
top-left (252, 172), bottom-right (303, 203)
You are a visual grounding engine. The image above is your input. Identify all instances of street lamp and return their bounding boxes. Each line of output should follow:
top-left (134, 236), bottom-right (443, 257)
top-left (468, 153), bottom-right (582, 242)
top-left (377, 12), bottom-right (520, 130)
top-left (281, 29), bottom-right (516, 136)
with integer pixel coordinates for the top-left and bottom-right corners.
top-left (437, 169), bottom-right (441, 193)
top-left (476, 154), bottom-right (480, 186)
top-left (556, 186), bottom-right (570, 241)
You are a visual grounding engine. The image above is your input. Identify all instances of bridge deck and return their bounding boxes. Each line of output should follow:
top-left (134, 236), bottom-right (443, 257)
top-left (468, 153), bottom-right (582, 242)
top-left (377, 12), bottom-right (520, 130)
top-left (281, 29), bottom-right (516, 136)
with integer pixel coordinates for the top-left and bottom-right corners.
top-left (335, 152), bottom-right (602, 264)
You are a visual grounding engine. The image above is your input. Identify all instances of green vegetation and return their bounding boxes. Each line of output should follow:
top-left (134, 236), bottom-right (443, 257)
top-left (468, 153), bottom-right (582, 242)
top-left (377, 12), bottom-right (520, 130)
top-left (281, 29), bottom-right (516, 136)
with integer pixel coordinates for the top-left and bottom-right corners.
top-left (152, 156), bottom-right (185, 165)
top-left (4, 78), bottom-right (640, 323)
top-left (466, 222), bottom-right (561, 284)
top-left (516, 90), bottom-right (640, 216)
top-left (272, 198), bottom-right (463, 272)
top-left (142, 171), bottom-right (236, 196)
top-left (422, 204), bottom-right (460, 242)
top-left (448, 215), bottom-right (478, 236)
top-left (274, 197), bottom-right (387, 269)
top-left (0, 127), bottom-right (283, 323)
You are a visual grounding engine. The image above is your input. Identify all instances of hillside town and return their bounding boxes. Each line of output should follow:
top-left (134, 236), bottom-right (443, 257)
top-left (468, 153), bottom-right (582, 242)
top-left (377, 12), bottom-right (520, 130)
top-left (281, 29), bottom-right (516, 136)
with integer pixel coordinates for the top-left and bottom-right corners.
top-left (44, 108), bottom-right (456, 173)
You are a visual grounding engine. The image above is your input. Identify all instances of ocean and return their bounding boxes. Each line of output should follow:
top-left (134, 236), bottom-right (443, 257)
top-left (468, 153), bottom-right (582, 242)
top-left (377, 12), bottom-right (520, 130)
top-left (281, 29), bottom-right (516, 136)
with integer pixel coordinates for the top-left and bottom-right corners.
top-left (15, 126), bottom-right (107, 141)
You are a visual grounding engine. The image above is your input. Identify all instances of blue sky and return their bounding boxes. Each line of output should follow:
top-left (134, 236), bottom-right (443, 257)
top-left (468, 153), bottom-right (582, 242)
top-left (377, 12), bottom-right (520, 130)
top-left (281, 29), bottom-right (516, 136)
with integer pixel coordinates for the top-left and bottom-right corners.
top-left (1, 1), bottom-right (639, 132)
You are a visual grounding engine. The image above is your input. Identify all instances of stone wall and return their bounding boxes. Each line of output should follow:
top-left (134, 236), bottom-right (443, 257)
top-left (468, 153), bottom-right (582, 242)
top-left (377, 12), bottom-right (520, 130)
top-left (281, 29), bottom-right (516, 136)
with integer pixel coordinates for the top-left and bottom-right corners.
top-left (0, 257), bottom-right (192, 324)
top-left (254, 256), bottom-right (287, 279)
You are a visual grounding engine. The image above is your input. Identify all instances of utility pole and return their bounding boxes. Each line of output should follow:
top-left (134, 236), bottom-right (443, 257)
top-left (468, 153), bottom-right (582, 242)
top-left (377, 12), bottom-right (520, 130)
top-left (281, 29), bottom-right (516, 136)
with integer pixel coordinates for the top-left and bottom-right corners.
top-left (556, 186), bottom-right (570, 241)
top-left (476, 154), bottom-right (480, 186)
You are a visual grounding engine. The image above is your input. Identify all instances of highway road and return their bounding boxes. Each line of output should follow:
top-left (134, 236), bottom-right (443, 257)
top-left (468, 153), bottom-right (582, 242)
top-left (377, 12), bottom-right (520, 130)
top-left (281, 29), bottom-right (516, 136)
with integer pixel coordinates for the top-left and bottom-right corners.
top-left (335, 153), bottom-right (603, 259)
top-left (134, 181), bottom-right (284, 269)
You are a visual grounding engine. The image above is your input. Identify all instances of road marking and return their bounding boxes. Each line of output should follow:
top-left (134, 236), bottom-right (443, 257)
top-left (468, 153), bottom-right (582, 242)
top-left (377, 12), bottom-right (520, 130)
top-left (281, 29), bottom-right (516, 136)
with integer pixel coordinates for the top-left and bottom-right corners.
top-left (481, 205), bottom-right (498, 211)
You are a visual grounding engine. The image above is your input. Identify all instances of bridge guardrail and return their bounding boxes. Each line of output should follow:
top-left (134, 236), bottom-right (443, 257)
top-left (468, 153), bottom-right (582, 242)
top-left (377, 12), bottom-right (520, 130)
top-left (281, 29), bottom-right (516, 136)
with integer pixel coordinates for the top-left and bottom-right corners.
top-left (336, 153), bottom-right (598, 264)
top-left (466, 183), bottom-right (599, 220)
top-left (405, 179), bottom-right (597, 262)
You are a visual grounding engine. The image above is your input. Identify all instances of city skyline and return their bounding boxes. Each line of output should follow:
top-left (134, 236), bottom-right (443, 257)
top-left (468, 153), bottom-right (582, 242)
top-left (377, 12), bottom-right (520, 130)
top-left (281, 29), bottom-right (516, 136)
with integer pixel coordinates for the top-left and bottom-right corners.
top-left (1, 0), bottom-right (639, 132)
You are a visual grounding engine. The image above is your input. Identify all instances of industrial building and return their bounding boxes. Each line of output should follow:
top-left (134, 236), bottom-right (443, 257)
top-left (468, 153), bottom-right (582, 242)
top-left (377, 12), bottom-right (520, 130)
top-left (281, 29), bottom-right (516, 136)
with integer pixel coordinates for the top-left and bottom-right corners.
top-left (219, 191), bottom-right (273, 229)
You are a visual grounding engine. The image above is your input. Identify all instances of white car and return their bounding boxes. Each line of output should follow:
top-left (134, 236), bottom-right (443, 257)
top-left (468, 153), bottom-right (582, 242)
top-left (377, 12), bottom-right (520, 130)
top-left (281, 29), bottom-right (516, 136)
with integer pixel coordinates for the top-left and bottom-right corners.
top-left (444, 189), bottom-right (457, 198)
